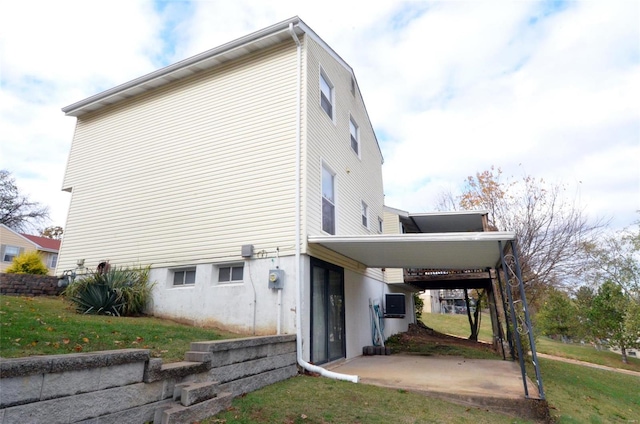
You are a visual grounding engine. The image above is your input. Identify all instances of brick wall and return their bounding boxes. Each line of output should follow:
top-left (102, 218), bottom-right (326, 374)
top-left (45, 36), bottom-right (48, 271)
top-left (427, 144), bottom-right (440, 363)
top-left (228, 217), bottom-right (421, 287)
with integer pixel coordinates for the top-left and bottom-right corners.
top-left (0, 335), bottom-right (298, 424)
top-left (0, 273), bottom-right (63, 296)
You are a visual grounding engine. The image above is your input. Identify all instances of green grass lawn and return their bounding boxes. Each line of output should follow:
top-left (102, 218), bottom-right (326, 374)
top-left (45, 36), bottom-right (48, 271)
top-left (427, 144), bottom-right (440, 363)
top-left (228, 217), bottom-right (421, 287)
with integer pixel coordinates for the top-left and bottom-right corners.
top-left (3, 297), bottom-right (638, 423)
top-left (536, 337), bottom-right (640, 373)
top-left (0, 295), bottom-right (237, 362)
top-left (421, 311), bottom-right (494, 343)
top-left (536, 358), bottom-right (640, 423)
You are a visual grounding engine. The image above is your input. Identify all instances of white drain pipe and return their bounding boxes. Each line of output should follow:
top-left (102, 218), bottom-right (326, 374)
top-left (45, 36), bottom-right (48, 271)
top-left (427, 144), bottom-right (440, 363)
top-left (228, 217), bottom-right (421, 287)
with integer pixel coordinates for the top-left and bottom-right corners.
top-left (289, 23), bottom-right (358, 384)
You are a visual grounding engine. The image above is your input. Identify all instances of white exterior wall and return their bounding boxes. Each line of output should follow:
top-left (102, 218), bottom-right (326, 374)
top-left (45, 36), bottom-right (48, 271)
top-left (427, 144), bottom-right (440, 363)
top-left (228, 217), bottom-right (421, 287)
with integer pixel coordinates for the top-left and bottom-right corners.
top-left (343, 269), bottom-right (414, 359)
top-left (58, 41), bottom-right (299, 273)
top-left (149, 255), bottom-right (297, 335)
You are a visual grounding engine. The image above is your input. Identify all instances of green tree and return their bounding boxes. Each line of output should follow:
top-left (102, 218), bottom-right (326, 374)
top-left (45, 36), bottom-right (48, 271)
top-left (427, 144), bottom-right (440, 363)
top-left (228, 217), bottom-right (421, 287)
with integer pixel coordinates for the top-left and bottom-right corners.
top-left (588, 281), bottom-right (639, 364)
top-left (5, 250), bottom-right (49, 275)
top-left (573, 285), bottom-right (595, 341)
top-left (536, 288), bottom-right (579, 340)
top-left (0, 170), bottom-right (49, 232)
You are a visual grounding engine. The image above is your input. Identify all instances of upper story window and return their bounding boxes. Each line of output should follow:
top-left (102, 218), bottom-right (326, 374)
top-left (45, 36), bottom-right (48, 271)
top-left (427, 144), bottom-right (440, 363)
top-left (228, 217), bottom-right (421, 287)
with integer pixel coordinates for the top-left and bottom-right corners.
top-left (173, 268), bottom-right (196, 286)
top-left (349, 117), bottom-right (359, 155)
top-left (1, 245), bottom-right (21, 262)
top-left (350, 77), bottom-right (356, 96)
top-left (378, 217), bottom-right (383, 233)
top-left (322, 165), bottom-right (336, 234)
top-left (320, 70), bottom-right (334, 120)
top-left (361, 201), bottom-right (369, 228)
top-left (219, 264), bottom-right (244, 283)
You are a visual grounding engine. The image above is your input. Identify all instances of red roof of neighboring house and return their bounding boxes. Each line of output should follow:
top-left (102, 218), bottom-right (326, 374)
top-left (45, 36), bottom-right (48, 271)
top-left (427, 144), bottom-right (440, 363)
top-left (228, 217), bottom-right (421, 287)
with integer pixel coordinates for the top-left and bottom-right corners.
top-left (20, 234), bottom-right (61, 251)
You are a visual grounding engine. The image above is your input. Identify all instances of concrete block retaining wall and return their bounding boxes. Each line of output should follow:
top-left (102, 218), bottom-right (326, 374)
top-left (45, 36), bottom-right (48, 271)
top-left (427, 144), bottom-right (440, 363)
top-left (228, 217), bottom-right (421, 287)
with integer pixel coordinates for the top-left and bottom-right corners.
top-left (0, 335), bottom-right (298, 424)
top-left (0, 273), bottom-right (63, 296)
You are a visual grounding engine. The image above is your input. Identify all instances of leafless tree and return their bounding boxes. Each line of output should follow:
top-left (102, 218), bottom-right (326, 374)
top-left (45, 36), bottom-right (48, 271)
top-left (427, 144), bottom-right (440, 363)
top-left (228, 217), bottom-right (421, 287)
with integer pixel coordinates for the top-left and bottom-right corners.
top-left (0, 169), bottom-right (49, 232)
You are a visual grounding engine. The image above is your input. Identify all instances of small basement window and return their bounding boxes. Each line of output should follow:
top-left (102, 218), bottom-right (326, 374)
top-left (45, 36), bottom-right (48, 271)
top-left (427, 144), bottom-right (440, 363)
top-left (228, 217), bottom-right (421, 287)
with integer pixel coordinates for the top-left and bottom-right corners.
top-left (219, 264), bottom-right (244, 283)
top-left (173, 269), bottom-right (196, 286)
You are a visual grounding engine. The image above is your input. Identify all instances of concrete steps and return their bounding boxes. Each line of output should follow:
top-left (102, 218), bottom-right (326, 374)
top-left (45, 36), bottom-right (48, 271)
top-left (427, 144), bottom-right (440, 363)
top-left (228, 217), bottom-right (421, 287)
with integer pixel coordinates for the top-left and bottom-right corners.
top-left (155, 381), bottom-right (232, 424)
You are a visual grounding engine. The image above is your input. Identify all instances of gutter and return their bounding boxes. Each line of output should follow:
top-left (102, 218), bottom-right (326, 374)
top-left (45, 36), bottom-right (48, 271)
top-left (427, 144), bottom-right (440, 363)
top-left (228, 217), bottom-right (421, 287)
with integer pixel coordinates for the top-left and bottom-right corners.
top-left (288, 23), bottom-right (358, 384)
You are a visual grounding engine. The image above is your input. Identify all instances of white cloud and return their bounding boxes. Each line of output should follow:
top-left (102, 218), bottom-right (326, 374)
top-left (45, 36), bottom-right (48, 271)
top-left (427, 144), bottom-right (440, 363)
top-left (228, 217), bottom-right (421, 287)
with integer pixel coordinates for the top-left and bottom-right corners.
top-left (0, 0), bottom-right (638, 233)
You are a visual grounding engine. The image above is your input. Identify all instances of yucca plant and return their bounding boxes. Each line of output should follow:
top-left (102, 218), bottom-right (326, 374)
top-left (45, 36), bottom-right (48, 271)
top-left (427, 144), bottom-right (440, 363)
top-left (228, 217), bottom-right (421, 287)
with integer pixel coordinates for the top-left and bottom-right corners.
top-left (71, 283), bottom-right (124, 316)
top-left (65, 265), bottom-right (155, 316)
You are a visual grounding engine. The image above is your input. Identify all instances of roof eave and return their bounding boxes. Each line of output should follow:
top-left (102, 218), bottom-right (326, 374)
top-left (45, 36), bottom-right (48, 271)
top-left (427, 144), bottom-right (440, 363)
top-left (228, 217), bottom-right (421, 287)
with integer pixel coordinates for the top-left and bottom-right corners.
top-left (62, 16), bottom-right (305, 117)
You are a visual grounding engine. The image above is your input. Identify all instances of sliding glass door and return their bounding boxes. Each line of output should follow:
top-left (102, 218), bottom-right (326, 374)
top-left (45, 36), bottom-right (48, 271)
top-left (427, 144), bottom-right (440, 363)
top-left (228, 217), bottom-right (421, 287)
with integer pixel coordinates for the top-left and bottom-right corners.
top-left (311, 258), bottom-right (345, 364)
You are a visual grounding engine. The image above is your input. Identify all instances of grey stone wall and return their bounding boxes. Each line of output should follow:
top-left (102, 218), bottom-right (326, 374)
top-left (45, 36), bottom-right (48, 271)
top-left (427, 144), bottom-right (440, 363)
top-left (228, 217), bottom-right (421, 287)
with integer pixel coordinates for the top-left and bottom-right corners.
top-left (0, 335), bottom-right (298, 424)
top-left (0, 273), bottom-right (63, 296)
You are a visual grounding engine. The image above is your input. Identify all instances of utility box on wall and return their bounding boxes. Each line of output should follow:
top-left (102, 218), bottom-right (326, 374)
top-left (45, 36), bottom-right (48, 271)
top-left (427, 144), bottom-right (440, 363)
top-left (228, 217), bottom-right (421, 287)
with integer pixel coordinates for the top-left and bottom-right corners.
top-left (268, 269), bottom-right (284, 289)
top-left (384, 293), bottom-right (406, 318)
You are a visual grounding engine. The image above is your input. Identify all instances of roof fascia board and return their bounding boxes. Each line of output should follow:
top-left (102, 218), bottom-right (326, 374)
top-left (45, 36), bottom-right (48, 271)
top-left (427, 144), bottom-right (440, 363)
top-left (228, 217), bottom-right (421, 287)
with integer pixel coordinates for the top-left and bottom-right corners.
top-left (383, 205), bottom-right (409, 217)
top-left (62, 16), bottom-right (304, 116)
top-left (408, 210), bottom-right (490, 218)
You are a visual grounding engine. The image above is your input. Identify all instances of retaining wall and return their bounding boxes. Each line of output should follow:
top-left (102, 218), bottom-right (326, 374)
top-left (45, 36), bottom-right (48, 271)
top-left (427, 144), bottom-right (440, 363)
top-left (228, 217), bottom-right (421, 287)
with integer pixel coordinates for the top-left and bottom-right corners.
top-left (0, 273), bottom-right (63, 296)
top-left (0, 335), bottom-right (298, 424)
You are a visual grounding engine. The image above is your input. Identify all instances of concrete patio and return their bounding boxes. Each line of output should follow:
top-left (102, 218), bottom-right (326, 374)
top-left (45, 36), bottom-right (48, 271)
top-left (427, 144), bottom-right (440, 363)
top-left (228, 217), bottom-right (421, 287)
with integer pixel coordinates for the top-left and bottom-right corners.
top-left (328, 354), bottom-right (548, 421)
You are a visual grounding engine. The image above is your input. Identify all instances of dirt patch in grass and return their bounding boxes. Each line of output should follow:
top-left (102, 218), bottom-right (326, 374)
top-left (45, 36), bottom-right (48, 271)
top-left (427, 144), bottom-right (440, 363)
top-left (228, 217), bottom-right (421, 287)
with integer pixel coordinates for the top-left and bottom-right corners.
top-left (386, 322), bottom-right (500, 359)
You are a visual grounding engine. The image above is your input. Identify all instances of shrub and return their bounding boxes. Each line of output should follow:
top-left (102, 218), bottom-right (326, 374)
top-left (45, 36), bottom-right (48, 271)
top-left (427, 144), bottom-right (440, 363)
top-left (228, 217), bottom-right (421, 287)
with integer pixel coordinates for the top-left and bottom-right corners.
top-left (5, 250), bottom-right (49, 275)
top-left (65, 265), bottom-right (155, 316)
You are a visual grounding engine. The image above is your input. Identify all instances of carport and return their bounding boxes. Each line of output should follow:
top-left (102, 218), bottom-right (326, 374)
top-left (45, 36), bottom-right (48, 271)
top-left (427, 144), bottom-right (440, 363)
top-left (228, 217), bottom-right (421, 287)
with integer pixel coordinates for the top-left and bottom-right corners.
top-left (308, 229), bottom-right (545, 401)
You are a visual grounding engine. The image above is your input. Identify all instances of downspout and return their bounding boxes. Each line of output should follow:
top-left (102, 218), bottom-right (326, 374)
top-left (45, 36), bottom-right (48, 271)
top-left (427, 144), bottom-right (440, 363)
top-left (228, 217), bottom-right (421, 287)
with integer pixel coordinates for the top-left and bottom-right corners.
top-left (288, 23), bottom-right (358, 383)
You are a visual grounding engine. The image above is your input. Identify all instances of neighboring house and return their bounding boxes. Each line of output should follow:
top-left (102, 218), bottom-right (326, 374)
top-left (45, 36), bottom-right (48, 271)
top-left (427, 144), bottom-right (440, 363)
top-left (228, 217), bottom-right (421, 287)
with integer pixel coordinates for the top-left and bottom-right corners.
top-left (0, 224), bottom-right (60, 275)
top-left (57, 16), bottom-right (540, 390)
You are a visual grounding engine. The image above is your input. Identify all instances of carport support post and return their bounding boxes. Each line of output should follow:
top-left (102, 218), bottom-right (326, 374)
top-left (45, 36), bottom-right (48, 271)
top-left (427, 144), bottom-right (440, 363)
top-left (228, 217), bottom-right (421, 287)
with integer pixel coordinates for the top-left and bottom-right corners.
top-left (498, 240), bottom-right (529, 398)
top-left (509, 240), bottom-right (546, 400)
top-left (495, 269), bottom-right (514, 360)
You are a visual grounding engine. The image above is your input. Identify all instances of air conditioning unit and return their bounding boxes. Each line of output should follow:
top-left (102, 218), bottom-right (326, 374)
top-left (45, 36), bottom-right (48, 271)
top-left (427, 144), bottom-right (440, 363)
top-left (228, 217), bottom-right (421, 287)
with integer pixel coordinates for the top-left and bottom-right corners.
top-left (384, 293), bottom-right (406, 318)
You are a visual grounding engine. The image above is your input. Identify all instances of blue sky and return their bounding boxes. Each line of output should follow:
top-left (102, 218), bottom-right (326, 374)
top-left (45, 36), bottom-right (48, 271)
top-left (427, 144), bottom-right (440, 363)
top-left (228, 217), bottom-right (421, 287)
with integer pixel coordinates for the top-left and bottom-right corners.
top-left (0, 0), bottom-right (638, 232)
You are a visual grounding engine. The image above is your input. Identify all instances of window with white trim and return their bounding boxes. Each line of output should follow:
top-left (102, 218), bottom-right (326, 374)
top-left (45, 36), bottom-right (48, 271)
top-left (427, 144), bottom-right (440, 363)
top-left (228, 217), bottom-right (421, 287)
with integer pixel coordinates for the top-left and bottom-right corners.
top-left (1, 245), bottom-right (21, 262)
top-left (48, 253), bottom-right (58, 268)
top-left (378, 217), bottom-right (383, 233)
top-left (349, 117), bottom-right (359, 155)
top-left (173, 269), bottom-right (196, 286)
top-left (320, 70), bottom-right (334, 119)
top-left (218, 264), bottom-right (244, 283)
top-left (322, 165), bottom-right (336, 234)
top-left (350, 77), bottom-right (355, 96)
top-left (361, 201), bottom-right (369, 228)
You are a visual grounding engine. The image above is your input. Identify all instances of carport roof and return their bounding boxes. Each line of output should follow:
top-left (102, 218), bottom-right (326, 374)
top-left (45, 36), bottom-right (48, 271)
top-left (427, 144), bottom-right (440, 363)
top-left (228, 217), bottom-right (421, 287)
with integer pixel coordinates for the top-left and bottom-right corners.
top-left (308, 232), bottom-right (515, 269)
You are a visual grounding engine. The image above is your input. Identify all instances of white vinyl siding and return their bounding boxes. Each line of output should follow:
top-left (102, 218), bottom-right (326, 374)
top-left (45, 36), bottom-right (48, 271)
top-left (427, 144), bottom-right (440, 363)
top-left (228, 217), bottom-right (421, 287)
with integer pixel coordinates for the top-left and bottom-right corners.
top-left (382, 209), bottom-right (405, 284)
top-left (58, 41), bottom-right (299, 271)
top-left (303, 37), bottom-right (384, 243)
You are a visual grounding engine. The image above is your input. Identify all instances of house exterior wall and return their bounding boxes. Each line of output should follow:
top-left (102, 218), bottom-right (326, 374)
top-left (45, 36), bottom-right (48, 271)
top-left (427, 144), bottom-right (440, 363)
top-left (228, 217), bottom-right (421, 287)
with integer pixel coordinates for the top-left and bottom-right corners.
top-left (302, 37), bottom-right (384, 242)
top-left (149, 256), bottom-right (297, 335)
top-left (0, 226), bottom-right (57, 275)
top-left (382, 209), bottom-right (405, 284)
top-left (57, 24), bottom-right (410, 365)
top-left (58, 40), bottom-right (299, 273)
